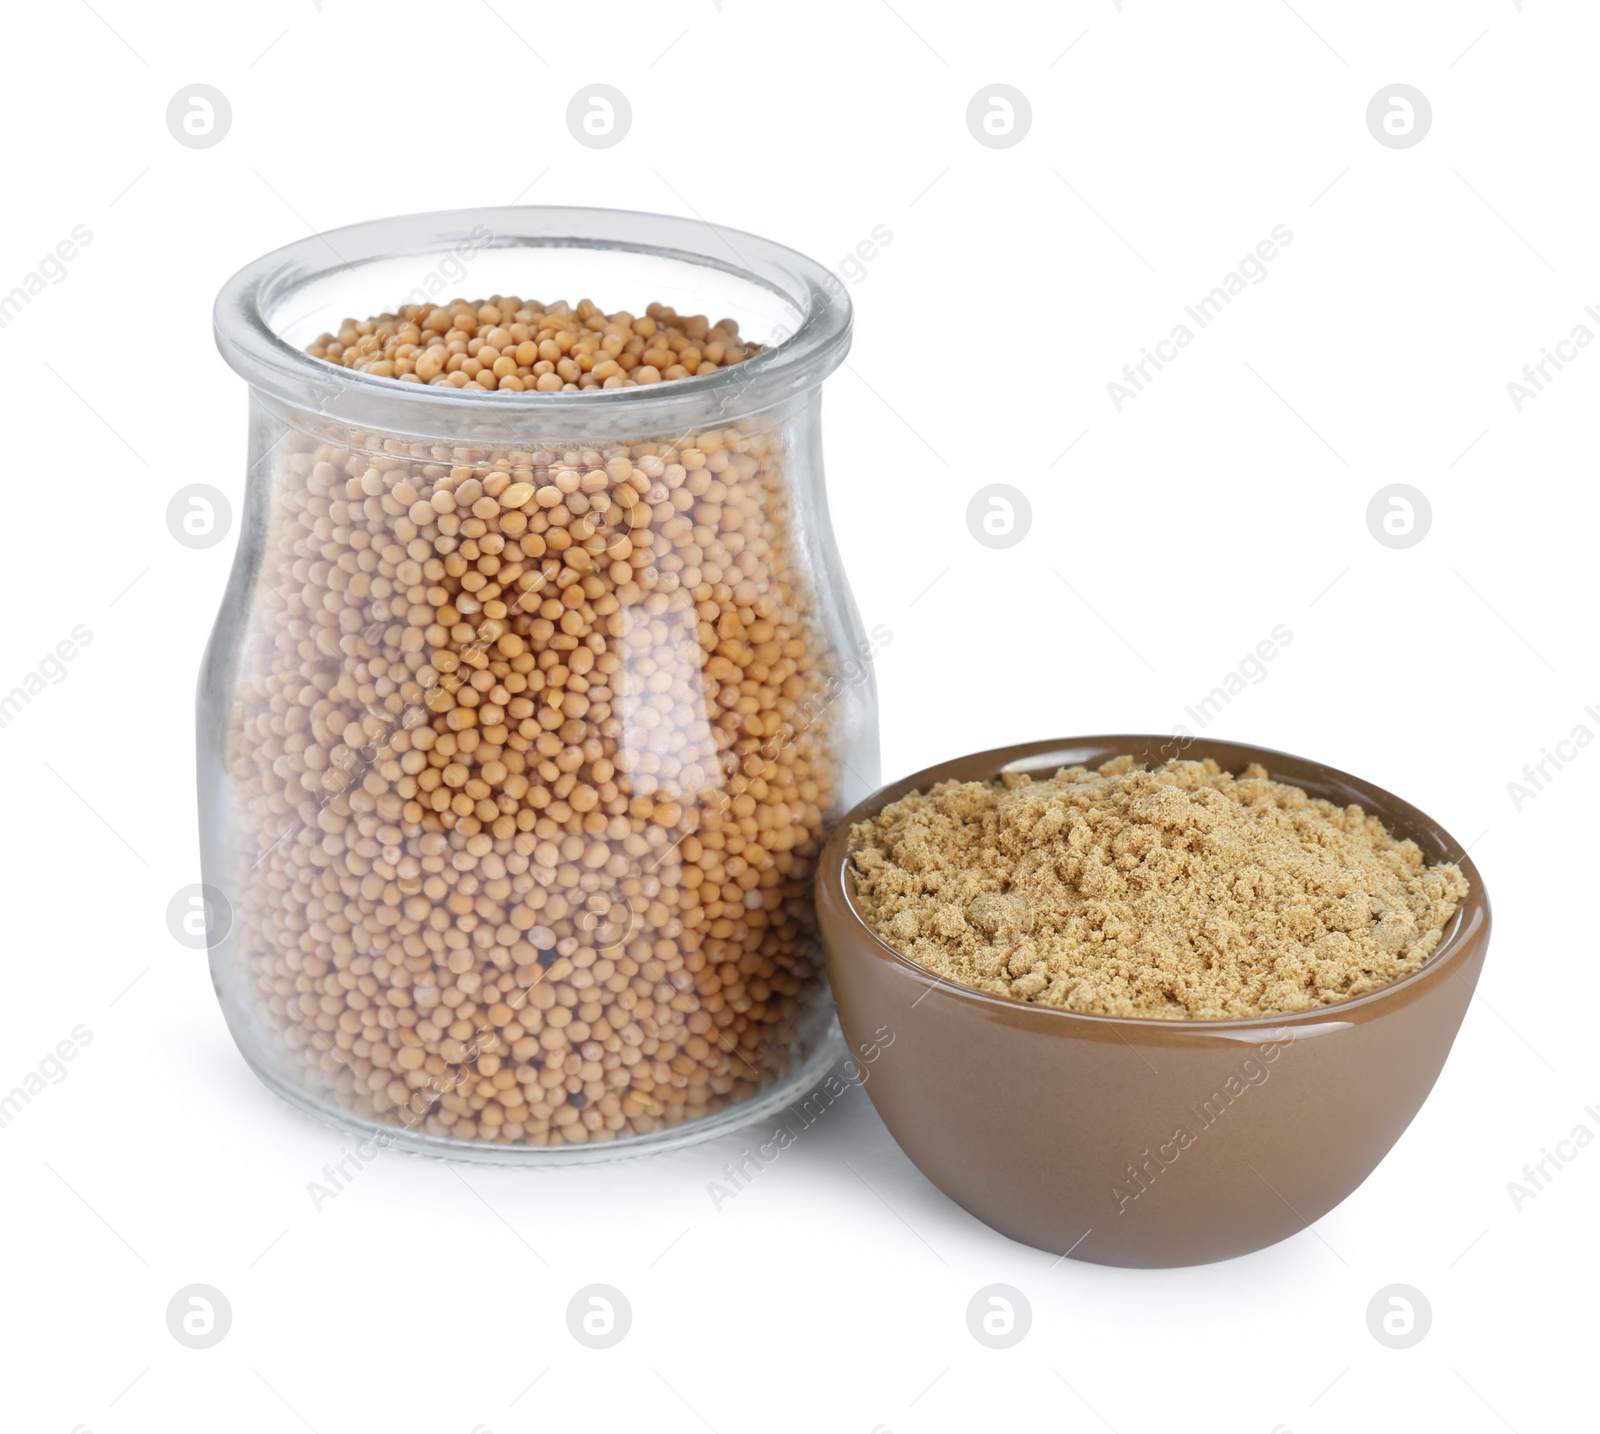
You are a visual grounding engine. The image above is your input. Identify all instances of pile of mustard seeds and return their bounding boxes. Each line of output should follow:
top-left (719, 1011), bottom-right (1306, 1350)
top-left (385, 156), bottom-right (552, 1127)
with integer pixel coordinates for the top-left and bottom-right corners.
top-left (217, 297), bottom-right (836, 1148)
top-left (309, 297), bottom-right (756, 392)
top-left (848, 757), bottom-right (1469, 1021)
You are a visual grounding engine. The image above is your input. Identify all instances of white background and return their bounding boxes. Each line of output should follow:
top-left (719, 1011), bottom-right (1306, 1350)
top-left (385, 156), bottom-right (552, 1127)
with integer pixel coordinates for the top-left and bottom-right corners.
top-left (1, 1), bottom-right (1593, 1430)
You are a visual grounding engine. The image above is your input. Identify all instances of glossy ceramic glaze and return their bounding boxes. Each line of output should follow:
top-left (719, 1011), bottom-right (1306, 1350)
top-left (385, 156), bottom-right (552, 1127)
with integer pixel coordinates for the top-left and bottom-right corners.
top-left (817, 735), bottom-right (1491, 1267)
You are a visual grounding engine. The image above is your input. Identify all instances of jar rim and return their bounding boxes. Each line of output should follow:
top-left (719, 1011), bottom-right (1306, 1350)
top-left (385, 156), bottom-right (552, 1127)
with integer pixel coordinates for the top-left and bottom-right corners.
top-left (213, 205), bottom-right (852, 443)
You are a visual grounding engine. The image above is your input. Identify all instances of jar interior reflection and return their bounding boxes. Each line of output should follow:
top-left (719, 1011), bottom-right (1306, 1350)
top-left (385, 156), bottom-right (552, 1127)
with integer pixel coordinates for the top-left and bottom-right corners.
top-left (267, 242), bottom-right (805, 358)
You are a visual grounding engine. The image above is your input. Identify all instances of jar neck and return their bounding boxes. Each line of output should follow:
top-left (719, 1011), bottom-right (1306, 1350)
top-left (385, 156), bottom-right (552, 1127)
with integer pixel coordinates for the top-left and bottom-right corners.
top-left (247, 387), bottom-right (816, 464)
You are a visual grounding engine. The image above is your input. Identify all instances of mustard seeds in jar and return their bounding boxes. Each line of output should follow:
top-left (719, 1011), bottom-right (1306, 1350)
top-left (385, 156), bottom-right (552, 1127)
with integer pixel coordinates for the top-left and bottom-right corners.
top-left (310, 295), bottom-right (757, 392)
top-left (205, 210), bottom-right (874, 1159)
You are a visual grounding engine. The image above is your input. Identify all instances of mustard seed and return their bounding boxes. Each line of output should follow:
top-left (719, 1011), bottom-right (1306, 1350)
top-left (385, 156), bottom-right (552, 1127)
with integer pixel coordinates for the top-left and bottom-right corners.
top-left (312, 296), bottom-right (760, 393)
top-left (224, 299), bottom-right (836, 1149)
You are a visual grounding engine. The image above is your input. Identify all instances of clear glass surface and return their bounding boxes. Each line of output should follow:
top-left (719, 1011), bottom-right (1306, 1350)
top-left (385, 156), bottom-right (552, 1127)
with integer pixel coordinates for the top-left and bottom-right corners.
top-left (202, 207), bottom-right (878, 1161)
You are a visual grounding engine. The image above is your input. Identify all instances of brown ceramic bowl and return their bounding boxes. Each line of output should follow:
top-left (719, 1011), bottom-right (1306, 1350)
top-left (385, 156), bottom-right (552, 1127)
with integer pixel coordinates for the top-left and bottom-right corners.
top-left (817, 735), bottom-right (1491, 1268)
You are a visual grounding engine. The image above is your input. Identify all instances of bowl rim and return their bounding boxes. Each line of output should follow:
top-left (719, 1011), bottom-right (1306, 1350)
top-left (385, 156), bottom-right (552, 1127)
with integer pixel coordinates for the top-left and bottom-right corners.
top-left (818, 733), bottom-right (1491, 1036)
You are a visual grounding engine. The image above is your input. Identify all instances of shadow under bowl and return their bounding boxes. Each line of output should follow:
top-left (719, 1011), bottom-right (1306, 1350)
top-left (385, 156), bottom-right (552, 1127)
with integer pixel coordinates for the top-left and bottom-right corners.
top-left (816, 735), bottom-right (1491, 1268)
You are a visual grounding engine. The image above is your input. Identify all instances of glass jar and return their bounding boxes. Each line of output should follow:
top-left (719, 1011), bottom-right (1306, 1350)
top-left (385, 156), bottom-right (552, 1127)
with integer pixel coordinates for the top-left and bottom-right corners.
top-left (204, 207), bottom-right (878, 1162)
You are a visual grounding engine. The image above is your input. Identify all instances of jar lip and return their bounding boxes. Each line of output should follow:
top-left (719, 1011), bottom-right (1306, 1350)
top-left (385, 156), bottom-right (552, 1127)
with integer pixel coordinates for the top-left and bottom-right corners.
top-left (213, 205), bottom-right (852, 441)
